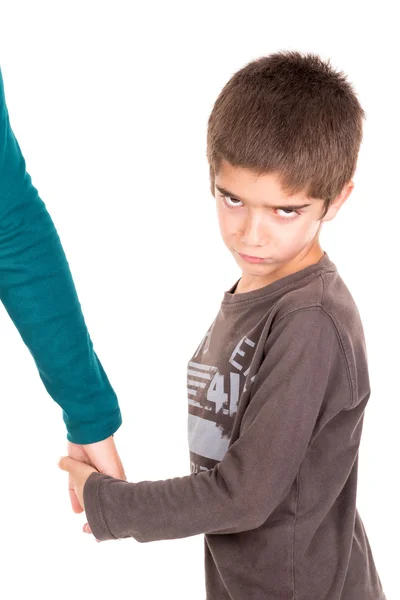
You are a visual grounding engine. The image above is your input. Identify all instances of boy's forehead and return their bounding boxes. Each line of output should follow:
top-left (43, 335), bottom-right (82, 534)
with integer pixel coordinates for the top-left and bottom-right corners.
top-left (217, 160), bottom-right (290, 192)
top-left (215, 160), bottom-right (312, 204)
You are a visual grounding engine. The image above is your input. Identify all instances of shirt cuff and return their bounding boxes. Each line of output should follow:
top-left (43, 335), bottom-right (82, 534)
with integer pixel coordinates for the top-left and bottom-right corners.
top-left (83, 471), bottom-right (118, 541)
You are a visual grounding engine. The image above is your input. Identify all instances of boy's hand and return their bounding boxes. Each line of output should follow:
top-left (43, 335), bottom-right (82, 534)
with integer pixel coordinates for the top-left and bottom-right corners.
top-left (57, 455), bottom-right (98, 514)
top-left (63, 436), bottom-right (126, 536)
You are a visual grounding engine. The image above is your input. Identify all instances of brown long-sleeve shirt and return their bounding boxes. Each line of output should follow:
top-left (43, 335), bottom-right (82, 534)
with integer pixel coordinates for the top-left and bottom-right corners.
top-left (83, 251), bottom-right (386, 600)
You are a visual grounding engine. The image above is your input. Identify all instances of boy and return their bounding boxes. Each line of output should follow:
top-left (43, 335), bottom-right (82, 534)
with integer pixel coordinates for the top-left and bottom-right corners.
top-left (59, 50), bottom-right (387, 600)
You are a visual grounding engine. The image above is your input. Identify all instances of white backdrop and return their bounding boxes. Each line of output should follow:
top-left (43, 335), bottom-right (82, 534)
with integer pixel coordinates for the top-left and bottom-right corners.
top-left (0, 1), bottom-right (396, 598)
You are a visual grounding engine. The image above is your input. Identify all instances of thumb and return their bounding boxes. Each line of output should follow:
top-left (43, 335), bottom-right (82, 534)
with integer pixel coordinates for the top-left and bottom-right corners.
top-left (58, 455), bottom-right (79, 473)
top-left (58, 455), bottom-right (98, 478)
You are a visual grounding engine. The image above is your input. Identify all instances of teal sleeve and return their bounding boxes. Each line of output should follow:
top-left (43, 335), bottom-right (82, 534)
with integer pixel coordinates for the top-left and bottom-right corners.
top-left (0, 66), bottom-right (122, 444)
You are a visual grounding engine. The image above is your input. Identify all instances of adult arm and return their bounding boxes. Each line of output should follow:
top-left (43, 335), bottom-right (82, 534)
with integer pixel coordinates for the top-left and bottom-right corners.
top-left (0, 66), bottom-right (122, 444)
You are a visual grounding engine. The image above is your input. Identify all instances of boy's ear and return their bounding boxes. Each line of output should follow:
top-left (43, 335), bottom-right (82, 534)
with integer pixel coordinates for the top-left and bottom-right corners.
top-left (321, 181), bottom-right (354, 223)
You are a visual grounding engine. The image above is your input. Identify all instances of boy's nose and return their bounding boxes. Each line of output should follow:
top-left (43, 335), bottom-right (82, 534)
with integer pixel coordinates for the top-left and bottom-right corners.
top-left (240, 215), bottom-right (267, 247)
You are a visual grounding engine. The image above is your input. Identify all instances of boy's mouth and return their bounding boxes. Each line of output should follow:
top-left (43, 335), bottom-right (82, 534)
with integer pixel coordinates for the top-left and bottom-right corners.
top-left (238, 252), bottom-right (266, 263)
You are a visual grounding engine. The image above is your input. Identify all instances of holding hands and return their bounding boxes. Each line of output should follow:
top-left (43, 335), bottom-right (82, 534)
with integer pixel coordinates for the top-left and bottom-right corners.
top-left (58, 435), bottom-right (126, 541)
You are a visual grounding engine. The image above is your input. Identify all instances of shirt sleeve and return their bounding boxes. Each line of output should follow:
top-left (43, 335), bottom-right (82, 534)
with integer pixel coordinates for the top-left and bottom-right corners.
top-left (83, 306), bottom-right (350, 542)
top-left (0, 66), bottom-right (122, 444)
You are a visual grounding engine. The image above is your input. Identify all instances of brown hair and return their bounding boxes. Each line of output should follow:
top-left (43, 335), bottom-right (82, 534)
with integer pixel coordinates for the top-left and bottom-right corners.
top-left (206, 50), bottom-right (366, 220)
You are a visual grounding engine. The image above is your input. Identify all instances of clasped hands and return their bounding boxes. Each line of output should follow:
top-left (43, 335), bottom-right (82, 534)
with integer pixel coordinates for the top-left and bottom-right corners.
top-left (58, 436), bottom-right (126, 542)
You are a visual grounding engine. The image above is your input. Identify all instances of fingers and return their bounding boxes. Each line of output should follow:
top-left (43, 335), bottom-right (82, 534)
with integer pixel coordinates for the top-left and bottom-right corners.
top-left (69, 473), bottom-right (84, 513)
top-left (62, 446), bottom-right (98, 541)
top-left (63, 441), bottom-right (114, 543)
top-left (82, 522), bottom-right (100, 543)
top-left (83, 522), bottom-right (92, 534)
top-left (65, 445), bottom-right (95, 514)
top-left (67, 441), bottom-right (88, 462)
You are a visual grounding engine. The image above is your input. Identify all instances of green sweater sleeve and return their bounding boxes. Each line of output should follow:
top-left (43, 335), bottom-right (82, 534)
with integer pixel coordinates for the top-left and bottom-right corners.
top-left (0, 66), bottom-right (122, 444)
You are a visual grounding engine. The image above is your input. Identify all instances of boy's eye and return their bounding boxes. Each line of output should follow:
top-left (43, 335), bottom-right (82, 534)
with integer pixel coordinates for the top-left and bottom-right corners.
top-left (220, 195), bottom-right (244, 208)
top-left (278, 208), bottom-right (297, 216)
top-left (220, 194), bottom-right (300, 220)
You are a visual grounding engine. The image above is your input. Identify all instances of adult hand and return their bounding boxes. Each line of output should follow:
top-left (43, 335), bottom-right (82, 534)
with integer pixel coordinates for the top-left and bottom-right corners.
top-left (66, 435), bottom-right (126, 535)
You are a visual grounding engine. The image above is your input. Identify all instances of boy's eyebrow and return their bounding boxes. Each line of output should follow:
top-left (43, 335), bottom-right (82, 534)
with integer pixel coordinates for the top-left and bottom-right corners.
top-left (215, 185), bottom-right (312, 209)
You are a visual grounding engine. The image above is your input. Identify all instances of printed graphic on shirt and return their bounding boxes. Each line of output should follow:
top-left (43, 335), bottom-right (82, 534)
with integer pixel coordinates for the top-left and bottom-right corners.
top-left (187, 320), bottom-right (257, 474)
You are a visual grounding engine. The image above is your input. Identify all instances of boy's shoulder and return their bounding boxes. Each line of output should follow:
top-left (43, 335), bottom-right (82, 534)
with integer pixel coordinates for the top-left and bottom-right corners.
top-left (277, 265), bottom-right (359, 318)
top-left (272, 265), bottom-right (369, 410)
top-left (274, 264), bottom-right (364, 337)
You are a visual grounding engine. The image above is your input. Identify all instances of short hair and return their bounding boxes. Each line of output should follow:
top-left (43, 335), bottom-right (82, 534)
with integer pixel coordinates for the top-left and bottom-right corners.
top-left (206, 50), bottom-right (366, 220)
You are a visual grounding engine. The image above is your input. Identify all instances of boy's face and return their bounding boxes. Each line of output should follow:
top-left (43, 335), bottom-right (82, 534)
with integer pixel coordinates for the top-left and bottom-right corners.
top-left (214, 159), bottom-right (353, 292)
